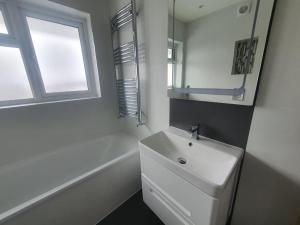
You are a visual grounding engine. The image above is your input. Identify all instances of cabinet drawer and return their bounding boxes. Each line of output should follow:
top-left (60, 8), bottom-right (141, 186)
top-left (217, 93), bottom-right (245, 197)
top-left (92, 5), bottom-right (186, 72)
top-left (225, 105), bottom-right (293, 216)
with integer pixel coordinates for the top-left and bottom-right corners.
top-left (142, 175), bottom-right (192, 225)
top-left (141, 153), bottom-right (217, 225)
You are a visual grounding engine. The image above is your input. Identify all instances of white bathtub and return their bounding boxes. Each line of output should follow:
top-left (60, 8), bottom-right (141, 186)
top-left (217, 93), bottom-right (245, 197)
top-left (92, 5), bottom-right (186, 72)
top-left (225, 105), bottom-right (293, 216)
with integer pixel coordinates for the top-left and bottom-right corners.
top-left (0, 131), bottom-right (140, 225)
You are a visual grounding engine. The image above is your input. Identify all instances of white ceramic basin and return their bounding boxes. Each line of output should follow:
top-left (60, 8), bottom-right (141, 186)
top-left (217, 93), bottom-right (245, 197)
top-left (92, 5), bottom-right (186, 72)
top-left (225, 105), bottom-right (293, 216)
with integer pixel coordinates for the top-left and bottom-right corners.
top-left (139, 127), bottom-right (243, 197)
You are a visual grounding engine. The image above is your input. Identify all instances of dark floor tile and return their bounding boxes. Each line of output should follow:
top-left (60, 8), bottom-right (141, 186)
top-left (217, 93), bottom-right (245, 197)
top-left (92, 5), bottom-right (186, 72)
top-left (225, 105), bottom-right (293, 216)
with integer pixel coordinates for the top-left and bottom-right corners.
top-left (97, 190), bottom-right (164, 225)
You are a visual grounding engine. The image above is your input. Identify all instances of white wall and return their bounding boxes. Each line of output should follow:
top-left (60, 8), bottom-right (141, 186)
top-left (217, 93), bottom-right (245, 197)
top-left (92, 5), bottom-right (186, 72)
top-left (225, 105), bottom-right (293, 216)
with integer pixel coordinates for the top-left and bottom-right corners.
top-left (0, 0), bottom-right (121, 167)
top-left (184, 3), bottom-right (252, 89)
top-left (168, 15), bottom-right (186, 42)
top-left (141, 0), bottom-right (169, 133)
top-left (232, 1), bottom-right (300, 224)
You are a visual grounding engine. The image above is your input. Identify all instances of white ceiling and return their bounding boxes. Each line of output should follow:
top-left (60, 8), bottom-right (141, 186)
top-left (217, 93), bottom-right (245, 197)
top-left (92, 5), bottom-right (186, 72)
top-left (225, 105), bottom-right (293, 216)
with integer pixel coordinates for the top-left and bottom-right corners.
top-left (168, 0), bottom-right (244, 22)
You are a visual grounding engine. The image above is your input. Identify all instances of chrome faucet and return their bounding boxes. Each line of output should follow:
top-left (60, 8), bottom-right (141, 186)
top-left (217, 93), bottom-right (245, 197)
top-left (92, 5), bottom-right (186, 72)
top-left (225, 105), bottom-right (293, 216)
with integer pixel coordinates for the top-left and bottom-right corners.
top-left (191, 124), bottom-right (201, 140)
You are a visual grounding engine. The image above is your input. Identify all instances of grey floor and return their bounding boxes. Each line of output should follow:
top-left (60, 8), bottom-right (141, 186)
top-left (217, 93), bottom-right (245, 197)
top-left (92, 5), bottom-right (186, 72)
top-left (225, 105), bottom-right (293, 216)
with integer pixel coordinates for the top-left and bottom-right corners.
top-left (97, 191), bottom-right (164, 225)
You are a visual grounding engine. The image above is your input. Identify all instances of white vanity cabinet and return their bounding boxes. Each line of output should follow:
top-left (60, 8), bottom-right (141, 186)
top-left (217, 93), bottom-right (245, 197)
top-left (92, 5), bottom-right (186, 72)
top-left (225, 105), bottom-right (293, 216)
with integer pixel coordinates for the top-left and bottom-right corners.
top-left (141, 154), bottom-right (236, 225)
top-left (139, 128), bottom-right (242, 225)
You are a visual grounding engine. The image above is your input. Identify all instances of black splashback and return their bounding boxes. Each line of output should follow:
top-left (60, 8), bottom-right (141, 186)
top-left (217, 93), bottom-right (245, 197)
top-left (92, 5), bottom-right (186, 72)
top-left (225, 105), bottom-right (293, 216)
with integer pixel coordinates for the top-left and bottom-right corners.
top-left (170, 99), bottom-right (254, 149)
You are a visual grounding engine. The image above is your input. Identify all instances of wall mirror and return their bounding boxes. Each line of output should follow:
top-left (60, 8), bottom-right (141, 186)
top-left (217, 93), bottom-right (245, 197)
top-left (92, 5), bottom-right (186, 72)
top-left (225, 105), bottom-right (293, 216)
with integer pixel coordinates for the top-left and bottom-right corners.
top-left (167, 0), bottom-right (275, 105)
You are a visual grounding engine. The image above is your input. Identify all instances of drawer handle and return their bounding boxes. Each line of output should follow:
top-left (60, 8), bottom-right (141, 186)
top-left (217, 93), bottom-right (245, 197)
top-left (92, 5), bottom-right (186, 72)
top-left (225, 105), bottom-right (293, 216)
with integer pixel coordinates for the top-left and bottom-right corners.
top-left (142, 174), bottom-right (192, 218)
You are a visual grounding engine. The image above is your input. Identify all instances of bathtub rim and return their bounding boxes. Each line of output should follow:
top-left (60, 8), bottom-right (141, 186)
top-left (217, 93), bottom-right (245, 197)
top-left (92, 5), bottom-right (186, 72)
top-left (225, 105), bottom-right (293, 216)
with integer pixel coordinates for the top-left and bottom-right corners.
top-left (0, 148), bottom-right (139, 224)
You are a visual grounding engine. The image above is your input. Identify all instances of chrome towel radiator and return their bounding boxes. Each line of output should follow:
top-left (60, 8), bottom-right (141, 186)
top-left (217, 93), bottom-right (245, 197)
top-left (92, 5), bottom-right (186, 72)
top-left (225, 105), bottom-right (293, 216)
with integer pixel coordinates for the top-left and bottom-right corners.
top-left (111, 0), bottom-right (143, 126)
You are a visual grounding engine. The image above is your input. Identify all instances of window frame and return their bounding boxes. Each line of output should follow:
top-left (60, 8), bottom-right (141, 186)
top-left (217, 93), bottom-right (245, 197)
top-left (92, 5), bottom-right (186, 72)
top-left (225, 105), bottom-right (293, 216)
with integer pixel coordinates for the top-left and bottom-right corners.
top-left (0, 3), bottom-right (15, 44)
top-left (168, 40), bottom-right (178, 88)
top-left (0, 1), bottom-right (36, 106)
top-left (0, 3), bottom-right (10, 35)
top-left (0, 0), bottom-right (100, 108)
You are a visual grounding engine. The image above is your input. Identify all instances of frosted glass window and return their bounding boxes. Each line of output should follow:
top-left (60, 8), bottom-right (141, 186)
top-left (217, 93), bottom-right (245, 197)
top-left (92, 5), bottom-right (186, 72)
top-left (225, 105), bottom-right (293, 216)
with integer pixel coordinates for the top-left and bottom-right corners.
top-left (0, 10), bottom-right (8, 34)
top-left (0, 46), bottom-right (33, 101)
top-left (27, 17), bottom-right (88, 93)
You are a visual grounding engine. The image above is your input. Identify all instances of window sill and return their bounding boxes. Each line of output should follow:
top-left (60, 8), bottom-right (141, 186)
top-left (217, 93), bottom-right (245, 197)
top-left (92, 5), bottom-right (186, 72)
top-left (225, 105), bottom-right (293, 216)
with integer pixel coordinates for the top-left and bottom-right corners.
top-left (0, 96), bottom-right (101, 110)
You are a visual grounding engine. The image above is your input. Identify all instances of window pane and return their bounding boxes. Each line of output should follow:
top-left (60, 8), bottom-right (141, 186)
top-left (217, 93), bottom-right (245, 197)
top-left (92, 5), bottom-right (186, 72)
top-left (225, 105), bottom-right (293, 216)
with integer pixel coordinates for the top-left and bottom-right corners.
top-left (0, 10), bottom-right (8, 34)
top-left (0, 46), bottom-right (33, 101)
top-left (168, 63), bottom-right (173, 87)
top-left (27, 17), bottom-right (88, 93)
top-left (168, 48), bottom-right (172, 60)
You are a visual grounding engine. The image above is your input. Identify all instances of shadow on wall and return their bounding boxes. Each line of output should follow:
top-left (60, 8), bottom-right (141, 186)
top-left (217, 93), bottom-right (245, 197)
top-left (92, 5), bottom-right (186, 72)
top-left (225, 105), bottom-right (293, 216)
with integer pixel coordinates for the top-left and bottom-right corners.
top-left (232, 152), bottom-right (300, 225)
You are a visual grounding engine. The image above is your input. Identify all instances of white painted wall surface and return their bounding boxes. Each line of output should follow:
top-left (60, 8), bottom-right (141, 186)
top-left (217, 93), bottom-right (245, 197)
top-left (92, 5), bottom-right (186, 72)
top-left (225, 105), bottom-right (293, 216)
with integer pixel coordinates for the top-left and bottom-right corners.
top-left (141, 0), bottom-right (169, 133)
top-left (0, 0), bottom-right (121, 167)
top-left (232, 1), bottom-right (300, 224)
top-left (184, 3), bottom-right (253, 90)
top-left (168, 15), bottom-right (186, 42)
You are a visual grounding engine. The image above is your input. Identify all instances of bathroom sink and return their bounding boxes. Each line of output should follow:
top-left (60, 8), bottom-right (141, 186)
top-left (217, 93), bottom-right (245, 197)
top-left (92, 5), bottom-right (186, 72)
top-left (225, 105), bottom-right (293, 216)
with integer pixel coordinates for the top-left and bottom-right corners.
top-left (139, 127), bottom-right (243, 197)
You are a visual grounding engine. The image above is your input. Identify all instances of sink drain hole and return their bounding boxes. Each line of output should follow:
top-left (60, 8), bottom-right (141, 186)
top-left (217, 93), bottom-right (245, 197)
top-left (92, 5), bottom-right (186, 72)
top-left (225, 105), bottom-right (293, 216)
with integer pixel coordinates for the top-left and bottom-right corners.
top-left (177, 157), bottom-right (187, 165)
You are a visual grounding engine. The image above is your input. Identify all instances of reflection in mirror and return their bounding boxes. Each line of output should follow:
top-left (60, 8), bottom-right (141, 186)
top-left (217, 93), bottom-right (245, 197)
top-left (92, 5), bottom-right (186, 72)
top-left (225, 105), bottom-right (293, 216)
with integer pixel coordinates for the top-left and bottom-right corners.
top-left (167, 0), bottom-right (275, 105)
